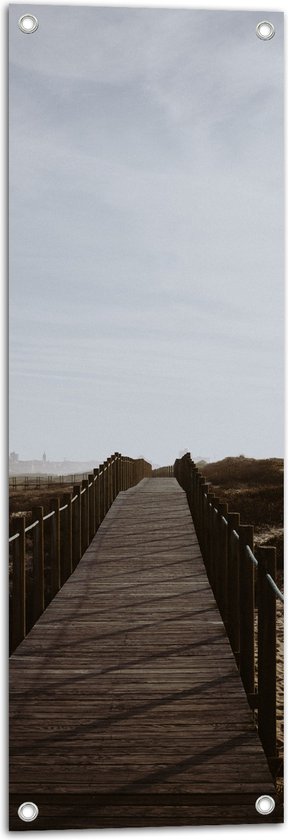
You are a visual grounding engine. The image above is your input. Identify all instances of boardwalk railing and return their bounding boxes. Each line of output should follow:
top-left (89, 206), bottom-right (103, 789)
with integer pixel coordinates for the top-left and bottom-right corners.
top-left (152, 465), bottom-right (174, 477)
top-left (174, 452), bottom-right (283, 771)
top-left (9, 452), bottom-right (152, 653)
top-left (9, 472), bottom-right (96, 489)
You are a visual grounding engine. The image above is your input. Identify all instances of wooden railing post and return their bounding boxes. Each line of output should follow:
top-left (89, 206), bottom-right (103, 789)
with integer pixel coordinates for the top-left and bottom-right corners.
top-left (11, 515), bottom-right (26, 652)
top-left (115, 453), bottom-right (120, 495)
top-left (112, 455), bottom-right (116, 498)
top-left (31, 506), bottom-right (45, 625)
top-left (189, 463), bottom-right (195, 512)
top-left (72, 485), bottom-right (81, 569)
top-left (106, 458), bottom-right (110, 508)
top-left (188, 464), bottom-right (196, 518)
top-left (107, 457), bottom-right (113, 508)
top-left (111, 455), bottom-right (116, 500)
top-left (216, 502), bottom-right (228, 624)
top-left (196, 469), bottom-right (201, 522)
top-left (88, 474), bottom-right (96, 540)
top-left (103, 460), bottom-right (109, 513)
top-left (115, 454), bottom-right (120, 496)
top-left (196, 476), bottom-right (204, 546)
top-left (210, 496), bottom-right (220, 595)
top-left (226, 513), bottom-right (240, 661)
top-left (50, 498), bottom-right (61, 596)
top-left (201, 483), bottom-right (210, 566)
top-left (98, 464), bottom-right (105, 522)
top-left (257, 546), bottom-right (277, 761)
top-left (81, 480), bottom-right (89, 554)
top-left (238, 524), bottom-right (255, 696)
top-left (206, 492), bottom-right (216, 584)
top-left (62, 493), bottom-right (72, 583)
top-left (196, 473), bottom-right (203, 535)
top-left (192, 465), bottom-right (199, 525)
top-left (93, 470), bottom-right (100, 530)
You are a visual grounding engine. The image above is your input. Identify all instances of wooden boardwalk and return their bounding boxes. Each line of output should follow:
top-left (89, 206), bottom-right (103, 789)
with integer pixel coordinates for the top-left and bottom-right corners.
top-left (10, 478), bottom-right (281, 829)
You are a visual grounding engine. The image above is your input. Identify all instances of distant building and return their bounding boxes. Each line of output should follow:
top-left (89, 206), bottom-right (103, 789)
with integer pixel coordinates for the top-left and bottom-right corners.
top-left (9, 451), bottom-right (19, 462)
top-left (42, 452), bottom-right (47, 463)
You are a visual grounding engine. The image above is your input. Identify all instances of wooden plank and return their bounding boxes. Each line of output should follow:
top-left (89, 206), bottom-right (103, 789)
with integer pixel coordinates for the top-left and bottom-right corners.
top-left (9, 479), bottom-right (280, 830)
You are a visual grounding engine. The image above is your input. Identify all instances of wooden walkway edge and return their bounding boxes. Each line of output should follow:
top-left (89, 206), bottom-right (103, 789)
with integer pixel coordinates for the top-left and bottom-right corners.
top-left (9, 478), bottom-right (282, 829)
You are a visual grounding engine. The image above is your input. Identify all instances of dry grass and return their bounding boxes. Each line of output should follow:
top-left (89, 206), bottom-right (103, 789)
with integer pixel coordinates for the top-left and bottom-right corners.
top-left (9, 483), bottom-right (75, 525)
top-left (202, 456), bottom-right (283, 567)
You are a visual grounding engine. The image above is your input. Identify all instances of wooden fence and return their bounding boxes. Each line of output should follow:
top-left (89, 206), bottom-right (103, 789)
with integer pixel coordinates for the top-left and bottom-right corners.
top-left (9, 452), bottom-right (152, 653)
top-left (9, 472), bottom-right (93, 489)
top-left (174, 452), bottom-right (283, 773)
top-left (151, 465), bottom-right (174, 477)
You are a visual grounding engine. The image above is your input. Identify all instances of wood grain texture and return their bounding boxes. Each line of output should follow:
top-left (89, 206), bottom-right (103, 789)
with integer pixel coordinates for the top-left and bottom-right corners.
top-left (9, 478), bottom-right (282, 829)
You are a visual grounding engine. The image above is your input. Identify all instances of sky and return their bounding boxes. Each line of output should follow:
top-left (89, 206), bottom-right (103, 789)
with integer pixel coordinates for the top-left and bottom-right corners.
top-left (9, 4), bottom-right (284, 466)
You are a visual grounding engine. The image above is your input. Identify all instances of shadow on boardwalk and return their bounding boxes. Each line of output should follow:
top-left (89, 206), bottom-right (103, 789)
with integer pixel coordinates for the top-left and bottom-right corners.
top-left (10, 479), bottom-right (281, 828)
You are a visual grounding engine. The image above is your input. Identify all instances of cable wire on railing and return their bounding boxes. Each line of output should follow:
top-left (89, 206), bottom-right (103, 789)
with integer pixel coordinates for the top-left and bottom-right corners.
top-left (71, 494), bottom-right (78, 503)
top-left (9, 532), bottom-right (20, 543)
top-left (244, 544), bottom-right (284, 600)
top-left (59, 503), bottom-right (68, 512)
top-left (245, 544), bottom-right (258, 568)
top-left (266, 573), bottom-right (284, 603)
top-left (25, 520), bottom-right (39, 533)
top-left (43, 510), bottom-right (55, 522)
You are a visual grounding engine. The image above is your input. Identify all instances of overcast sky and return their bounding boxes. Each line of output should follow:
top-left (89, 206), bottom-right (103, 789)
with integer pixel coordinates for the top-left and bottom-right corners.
top-left (9, 4), bottom-right (284, 466)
